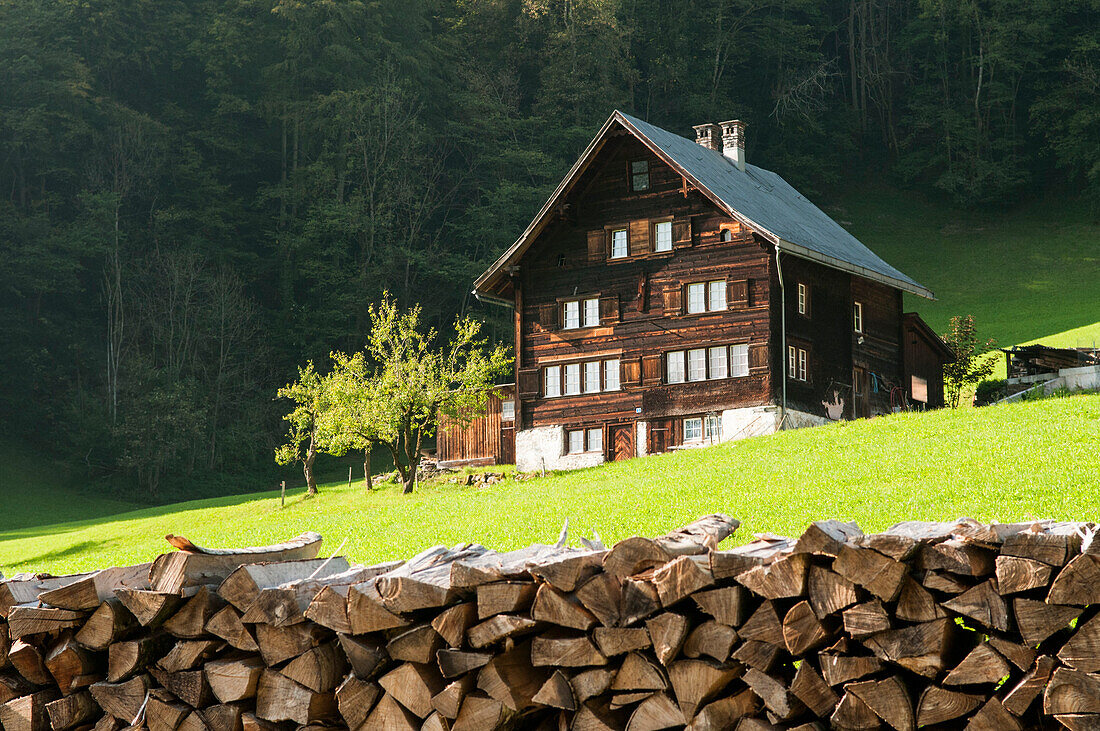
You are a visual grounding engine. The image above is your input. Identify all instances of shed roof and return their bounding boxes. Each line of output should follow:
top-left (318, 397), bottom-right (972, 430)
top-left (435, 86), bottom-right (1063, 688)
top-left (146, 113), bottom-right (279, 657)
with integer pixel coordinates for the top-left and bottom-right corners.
top-left (474, 110), bottom-right (933, 299)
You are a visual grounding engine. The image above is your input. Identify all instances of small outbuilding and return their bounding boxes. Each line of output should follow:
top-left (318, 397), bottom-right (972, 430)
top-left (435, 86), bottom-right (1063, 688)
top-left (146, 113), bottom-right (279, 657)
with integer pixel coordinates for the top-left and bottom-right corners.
top-left (435, 385), bottom-right (516, 468)
top-left (902, 313), bottom-right (954, 409)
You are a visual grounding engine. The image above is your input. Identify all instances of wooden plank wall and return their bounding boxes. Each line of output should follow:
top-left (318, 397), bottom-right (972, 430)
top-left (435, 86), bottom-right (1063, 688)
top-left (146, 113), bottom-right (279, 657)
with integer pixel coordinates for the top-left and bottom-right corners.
top-left (436, 390), bottom-right (510, 466)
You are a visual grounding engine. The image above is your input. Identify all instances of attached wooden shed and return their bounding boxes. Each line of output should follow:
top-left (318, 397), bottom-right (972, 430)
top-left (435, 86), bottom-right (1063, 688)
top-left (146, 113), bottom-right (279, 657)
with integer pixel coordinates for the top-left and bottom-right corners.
top-left (902, 313), bottom-right (953, 408)
top-left (435, 385), bottom-right (516, 468)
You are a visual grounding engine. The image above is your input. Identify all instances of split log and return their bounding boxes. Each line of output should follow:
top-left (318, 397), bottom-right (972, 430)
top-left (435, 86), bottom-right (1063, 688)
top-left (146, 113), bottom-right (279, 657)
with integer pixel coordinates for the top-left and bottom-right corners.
top-left (735, 553), bottom-right (809, 599)
top-left (943, 643), bottom-right (1010, 686)
top-left (626, 692), bottom-right (683, 731)
top-left (335, 674), bottom-right (381, 728)
top-left (594, 627), bottom-right (651, 657)
top-left (847, 677), bottom-right (913, 731)
top-left (43, 635), bottom-right (99, 693)
top-left (833, 545), bottom-right (906, 602)
top-left (376, 544), bottom-right (490, 613)
top-left (915, 686), bottom-right (982, 726)
top-left (38, 564), bottom-right (150, 612)
top-left (145, 689), bottom-right (190, 731)
top-left (432, 674), bottom-right (477, 719)
top-left (205, 605), bottom-right (258, 652)
top-left (254, 668), bottom-right (337, 724)
top-left (646, 613), bottom-right (689, 666)
top-left (919, 538), bottom-right (995, 577)
top-left (199, 704), bottom-right (244, 731)
top-left (531, 584), bottom-right (597, 631)
top-left (115, 590), bottom-right (184, 628)
top-left (742, 667), bottom-right (803, 720)
top-left (611, 652), bottom-right (667, 693)
top-left (156, 638), bottom-right (222, 673)
top-left (862, 619), bottom-right (953, 678)
top-left (942, 580), bottom-right (1008, 631)
top-left (9, 638), bottom-right (51, 685)
top-left (995, 555), bottom-right (1053, 594)
top-left (477, 581), bottom-right (537, 620)
top-left (808, 566), bottom-right (857, 618)
top-left (1013, 597), bottom-right (1081, 645)
top-left (782, 600), bottom-right (832, 655)
top-left (685, 688), bottom-right (758, 731)
top-left (452, 692), bottom-right (516, 731)
top-left (386, 623), bottom-right (443, 664)
top-left (0, 573), bottom-right (95, 618)
top-left (450, 543), bottom-right (562, 588)
top-left (432, 602), bottom-right (478, 647)
top-left (527, 550), bottom-right (606, 593)
top-left (894, 577), bottom-right (946, 623)
top-left (533, 670), bottom-right (576, 711)
top-left (1059, 614), bottom-right (1100, 673)
top-left (279, 640), bottom-right (346, 693)
top-left (987, 636), bottom-right (1036, 671)
top-left (0, 674), bottom-right (37, 704)
top-left (794, 520), bottom-right (862, 556)
top-left (254, 621), bottom-right (328, 666)
top-left (478, 642), bottom-right (548, 712)
top-left (218, 557), bottom-right (350, 612)
top-left (467, 614), bottom-right (539, 649)
top-left (619, 577), bottom-right (661, 626)
top-left (150, 531), bottom-right (323, 593)
top-left (44, 690), bottom-right (97, 730)
top-left (692, 585), bottom-right (748, 627)
top-left (820, 654), bottom-right (884, 686)
top-left (363, 692), bottom-right (420, 729)
top-left (1044, 667), bottom-right (1100, 715)
top-left (652, 555), bottom-right (714, 607)
top-left (603, 515), bottom-right (738, 578)
top-left (1001, 522), bottom-right (1087, 566)
top-left (922, 570), bottom-right (970, 594)
top-left (302, 584), bottom-right (355, 633)
top-left (790, 662), bottom-right (838, 717)
top-left (575, 573), bottom-right (622, 627)
top-left (346, 580), bottom-right (410, 634)
top-left (149, 666), bottom-right (211, 708)
top-left (379, 662), bottom-right (446, 718)
top-left (1048, 554), bottom-right (1100, 605)
top-left (842, 600), bottom-right (890, 639)
top-left (571, 668), bottom-right (615, 703)
top-left (0, 688), bottom-right (59, 731)
top-left (730, 640), bottom-right (781, 672)
top-left (77, 598), bottom-right (136, 650)
top-left (163, 586), bottom-right (225, 638)
top-left (205, 655), bottom-right (264, 702)
top-left (7, 606), bottom-right (85, 639)
top-left (337, 633), bottom-right (386, 679)
top-left (667, 658), bottom-right (737, 719)
top-left (829, 691), bottom-right (881, 730)
top-left (710, 535), bottom-right (796, 580)
top-left (681, 620), bottom-right (737, 662)
top-left (965, 698), bottom-right (1022, 731)
top-left (89, 674), bottom-right (151, 723)
top-left (739, 601), bottom-right (784, 644)
top-left (531, 634), bottom-right (607, 667)
top-left (437, 648), bottom-right (493, 678)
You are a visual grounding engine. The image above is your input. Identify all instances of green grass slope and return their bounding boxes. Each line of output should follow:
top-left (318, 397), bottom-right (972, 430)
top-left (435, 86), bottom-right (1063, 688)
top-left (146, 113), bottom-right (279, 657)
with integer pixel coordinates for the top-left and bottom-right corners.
top-left (832, 189), bottom-right (1100, 347)
top-left (2, 393), bottom-right (1096, 576)
top-left (0, 446), bottom-right (137, 533)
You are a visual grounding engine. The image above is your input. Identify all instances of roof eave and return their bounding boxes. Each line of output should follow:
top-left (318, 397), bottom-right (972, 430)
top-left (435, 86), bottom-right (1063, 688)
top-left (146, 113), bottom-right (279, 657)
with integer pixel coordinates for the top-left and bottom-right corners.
top-left (777, 239), bottom-right (935, 300)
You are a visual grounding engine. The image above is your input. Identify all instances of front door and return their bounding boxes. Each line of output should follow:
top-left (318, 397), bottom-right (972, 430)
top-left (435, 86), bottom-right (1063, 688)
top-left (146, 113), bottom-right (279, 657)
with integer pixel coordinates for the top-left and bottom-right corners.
top-left (853, 367), bottom-right (869, 419)
top-left (609, 423), bottom-right (635, 462)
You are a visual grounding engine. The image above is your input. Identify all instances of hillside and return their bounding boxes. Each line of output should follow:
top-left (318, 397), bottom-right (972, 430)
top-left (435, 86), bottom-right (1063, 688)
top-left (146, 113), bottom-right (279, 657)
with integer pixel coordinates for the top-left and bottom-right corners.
top-left (834, 188), bottom-right (1100, 348)
top-left (1, 392), bottom-right (1096, 576)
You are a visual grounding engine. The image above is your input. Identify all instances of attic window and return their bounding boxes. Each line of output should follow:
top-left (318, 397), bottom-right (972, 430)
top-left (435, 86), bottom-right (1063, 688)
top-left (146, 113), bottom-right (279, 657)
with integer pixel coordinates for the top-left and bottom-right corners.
top-left (557, 253), bottom-right (566, 267)
top-left (720, 229), bottom-right (733, 242)
top-left (630, 160), bottom-right (650, 192)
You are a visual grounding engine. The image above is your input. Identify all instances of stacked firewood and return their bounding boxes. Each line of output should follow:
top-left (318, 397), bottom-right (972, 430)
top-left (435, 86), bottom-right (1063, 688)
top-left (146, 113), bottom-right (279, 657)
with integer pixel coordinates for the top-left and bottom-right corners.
top-left (1, 516), bottom-right (1100, 730)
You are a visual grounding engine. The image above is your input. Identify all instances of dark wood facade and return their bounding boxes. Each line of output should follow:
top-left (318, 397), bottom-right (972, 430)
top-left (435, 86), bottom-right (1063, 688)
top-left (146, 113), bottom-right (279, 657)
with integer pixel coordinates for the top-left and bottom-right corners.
top-left (435, 386), bottom-right (515, 468)
top-left (475, 113), bottom-right (949, 466)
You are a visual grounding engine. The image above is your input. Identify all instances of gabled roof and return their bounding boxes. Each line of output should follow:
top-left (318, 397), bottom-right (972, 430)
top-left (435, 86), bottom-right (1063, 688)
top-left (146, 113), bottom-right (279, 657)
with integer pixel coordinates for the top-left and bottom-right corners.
top-left (474, 110), bottom-right (933, 299)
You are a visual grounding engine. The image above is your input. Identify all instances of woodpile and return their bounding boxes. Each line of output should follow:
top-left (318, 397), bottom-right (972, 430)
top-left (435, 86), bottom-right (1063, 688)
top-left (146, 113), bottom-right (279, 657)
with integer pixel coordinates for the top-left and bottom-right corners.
top-left (1, 517), bottom-right (1100, 729)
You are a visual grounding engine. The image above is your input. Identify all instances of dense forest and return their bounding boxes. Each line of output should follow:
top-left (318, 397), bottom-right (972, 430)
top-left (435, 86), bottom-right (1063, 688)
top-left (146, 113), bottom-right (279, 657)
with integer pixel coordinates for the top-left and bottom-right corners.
top-left (1, 0), bottom-right (1097, 500)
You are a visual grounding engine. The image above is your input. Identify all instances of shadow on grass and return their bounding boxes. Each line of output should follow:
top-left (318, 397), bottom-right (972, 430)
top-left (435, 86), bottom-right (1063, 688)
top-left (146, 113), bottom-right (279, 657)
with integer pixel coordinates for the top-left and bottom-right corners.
top-left (5, 539), bottom-right (114, 570)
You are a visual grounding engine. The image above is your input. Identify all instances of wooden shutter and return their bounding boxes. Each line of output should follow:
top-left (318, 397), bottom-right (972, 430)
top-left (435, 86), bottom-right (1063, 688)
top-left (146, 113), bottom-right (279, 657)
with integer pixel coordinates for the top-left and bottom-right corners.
top-left (629, 220), bottom-right (649, 256)
top-left (642, 355), bottom-right (663, 386)
top-left (538, 303), bottom-right (559, 330)
top-left (662, 283), bottom-right (682, 316)
top-left (587, 230), bottom-right (605, 263)
top-left (728, 279), bottom-right (749, 308)
top-left (621, 358), bottom-right (642, 387)
top-left (749, 344), bottom-right (768, 370)
top-left (636, 273), bottom-right (649, 313)
top-left (518, 368), bottom-right (539, 398)
top-left (672, 219), bottom-right (692, 248)
top-left (599, 295), bottom-right (620, 324)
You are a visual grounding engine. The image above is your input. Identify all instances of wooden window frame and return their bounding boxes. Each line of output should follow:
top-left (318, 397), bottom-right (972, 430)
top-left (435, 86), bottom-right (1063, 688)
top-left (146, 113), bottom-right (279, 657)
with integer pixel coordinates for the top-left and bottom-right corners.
top-left (543, 358), bottom-right (621, 398)
top-left (729, 343), bottom-right (749, 377)
top-left (563, 363), bottom-right (582, 396)
top-left (704, 414), bottom-right (722, 441)
top-left (559, 295), bottom-right (601, 331)
top-left (787, 344), bottom-right (809, 382)
top-left (853, 301), bottom-right (863, 333)
top-left (667, 342), bottom-right (750, 384)
top-left (604, 359), bottom-right (621, 391)
top-left (687, 348), bottom-right (707, 382)
top-left (683, 417), bottom-right (703, 442)
top-left (629, 159), bottom-right (650, 192)
top-left (651, 218), bottom-right (674, 253)
top-left (565, 427), bottom-right (603, 455)
top-left (685, 279), bottom-right (728, 315)
top-left (501, 399), bottom-right (515, 421)
top-left (797, 283), bottom-right (809, 316)
top-left (609, 228), bottom-right (629, 259)
top-left (708, 346), bottom-right (728, 379)
top-left (544, 365), bottom-right (561, 397)
top-left (666, 350), bottom-right (687, 384)
top-left (583, 361), bottom-right (601, 394)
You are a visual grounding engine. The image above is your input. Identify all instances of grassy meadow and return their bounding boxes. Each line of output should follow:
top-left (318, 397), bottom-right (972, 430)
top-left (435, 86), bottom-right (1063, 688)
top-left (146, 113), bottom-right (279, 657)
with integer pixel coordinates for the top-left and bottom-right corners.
top-left (1, 392), bottom-right (1097, 576)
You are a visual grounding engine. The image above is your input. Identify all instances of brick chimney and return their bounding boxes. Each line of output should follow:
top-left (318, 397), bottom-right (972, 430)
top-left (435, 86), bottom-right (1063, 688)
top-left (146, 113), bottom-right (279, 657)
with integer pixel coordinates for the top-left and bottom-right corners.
top-left (719, 119), bottom-right (746, 171)
top-left (692, 123), bottom-right (721, 151)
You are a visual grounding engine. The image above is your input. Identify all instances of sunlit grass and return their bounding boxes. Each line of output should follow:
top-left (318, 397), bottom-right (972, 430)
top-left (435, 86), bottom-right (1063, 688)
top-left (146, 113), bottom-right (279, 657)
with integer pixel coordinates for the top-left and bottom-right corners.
top-left (1, 394), bottom-right (1096, 575)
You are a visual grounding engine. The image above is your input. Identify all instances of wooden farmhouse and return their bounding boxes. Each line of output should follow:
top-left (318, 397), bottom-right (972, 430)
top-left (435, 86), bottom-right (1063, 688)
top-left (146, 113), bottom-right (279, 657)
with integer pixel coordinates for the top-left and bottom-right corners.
top-left (471, 111), bottom-right (951, 472)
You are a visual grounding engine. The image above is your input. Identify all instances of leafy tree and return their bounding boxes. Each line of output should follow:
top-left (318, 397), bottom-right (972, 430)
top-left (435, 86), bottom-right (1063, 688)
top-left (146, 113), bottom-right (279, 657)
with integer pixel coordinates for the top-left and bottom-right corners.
top-left (367, 294), bottom-right (511, 494)
top-left (941, 315), bottom-right (998, 408)
top-left (323, 351), bottom-right (396, 490)
top-left (275, 362), bottom-right (331, 495)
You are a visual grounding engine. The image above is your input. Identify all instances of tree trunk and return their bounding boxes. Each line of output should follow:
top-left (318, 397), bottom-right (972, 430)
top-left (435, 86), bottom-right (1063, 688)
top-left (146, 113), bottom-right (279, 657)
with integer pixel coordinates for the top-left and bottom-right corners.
top-left (303, 436), bottom-right (318, 496)
top-left (364, 447), bottom-right (372, 491)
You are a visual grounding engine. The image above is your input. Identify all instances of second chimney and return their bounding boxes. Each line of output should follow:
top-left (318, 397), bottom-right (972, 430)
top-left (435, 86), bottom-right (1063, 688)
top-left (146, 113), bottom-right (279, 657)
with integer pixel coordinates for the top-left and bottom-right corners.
top-left (719, 119), bottom-right (746, 171)
top-left (693, 123), bottom-right (722, 151)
